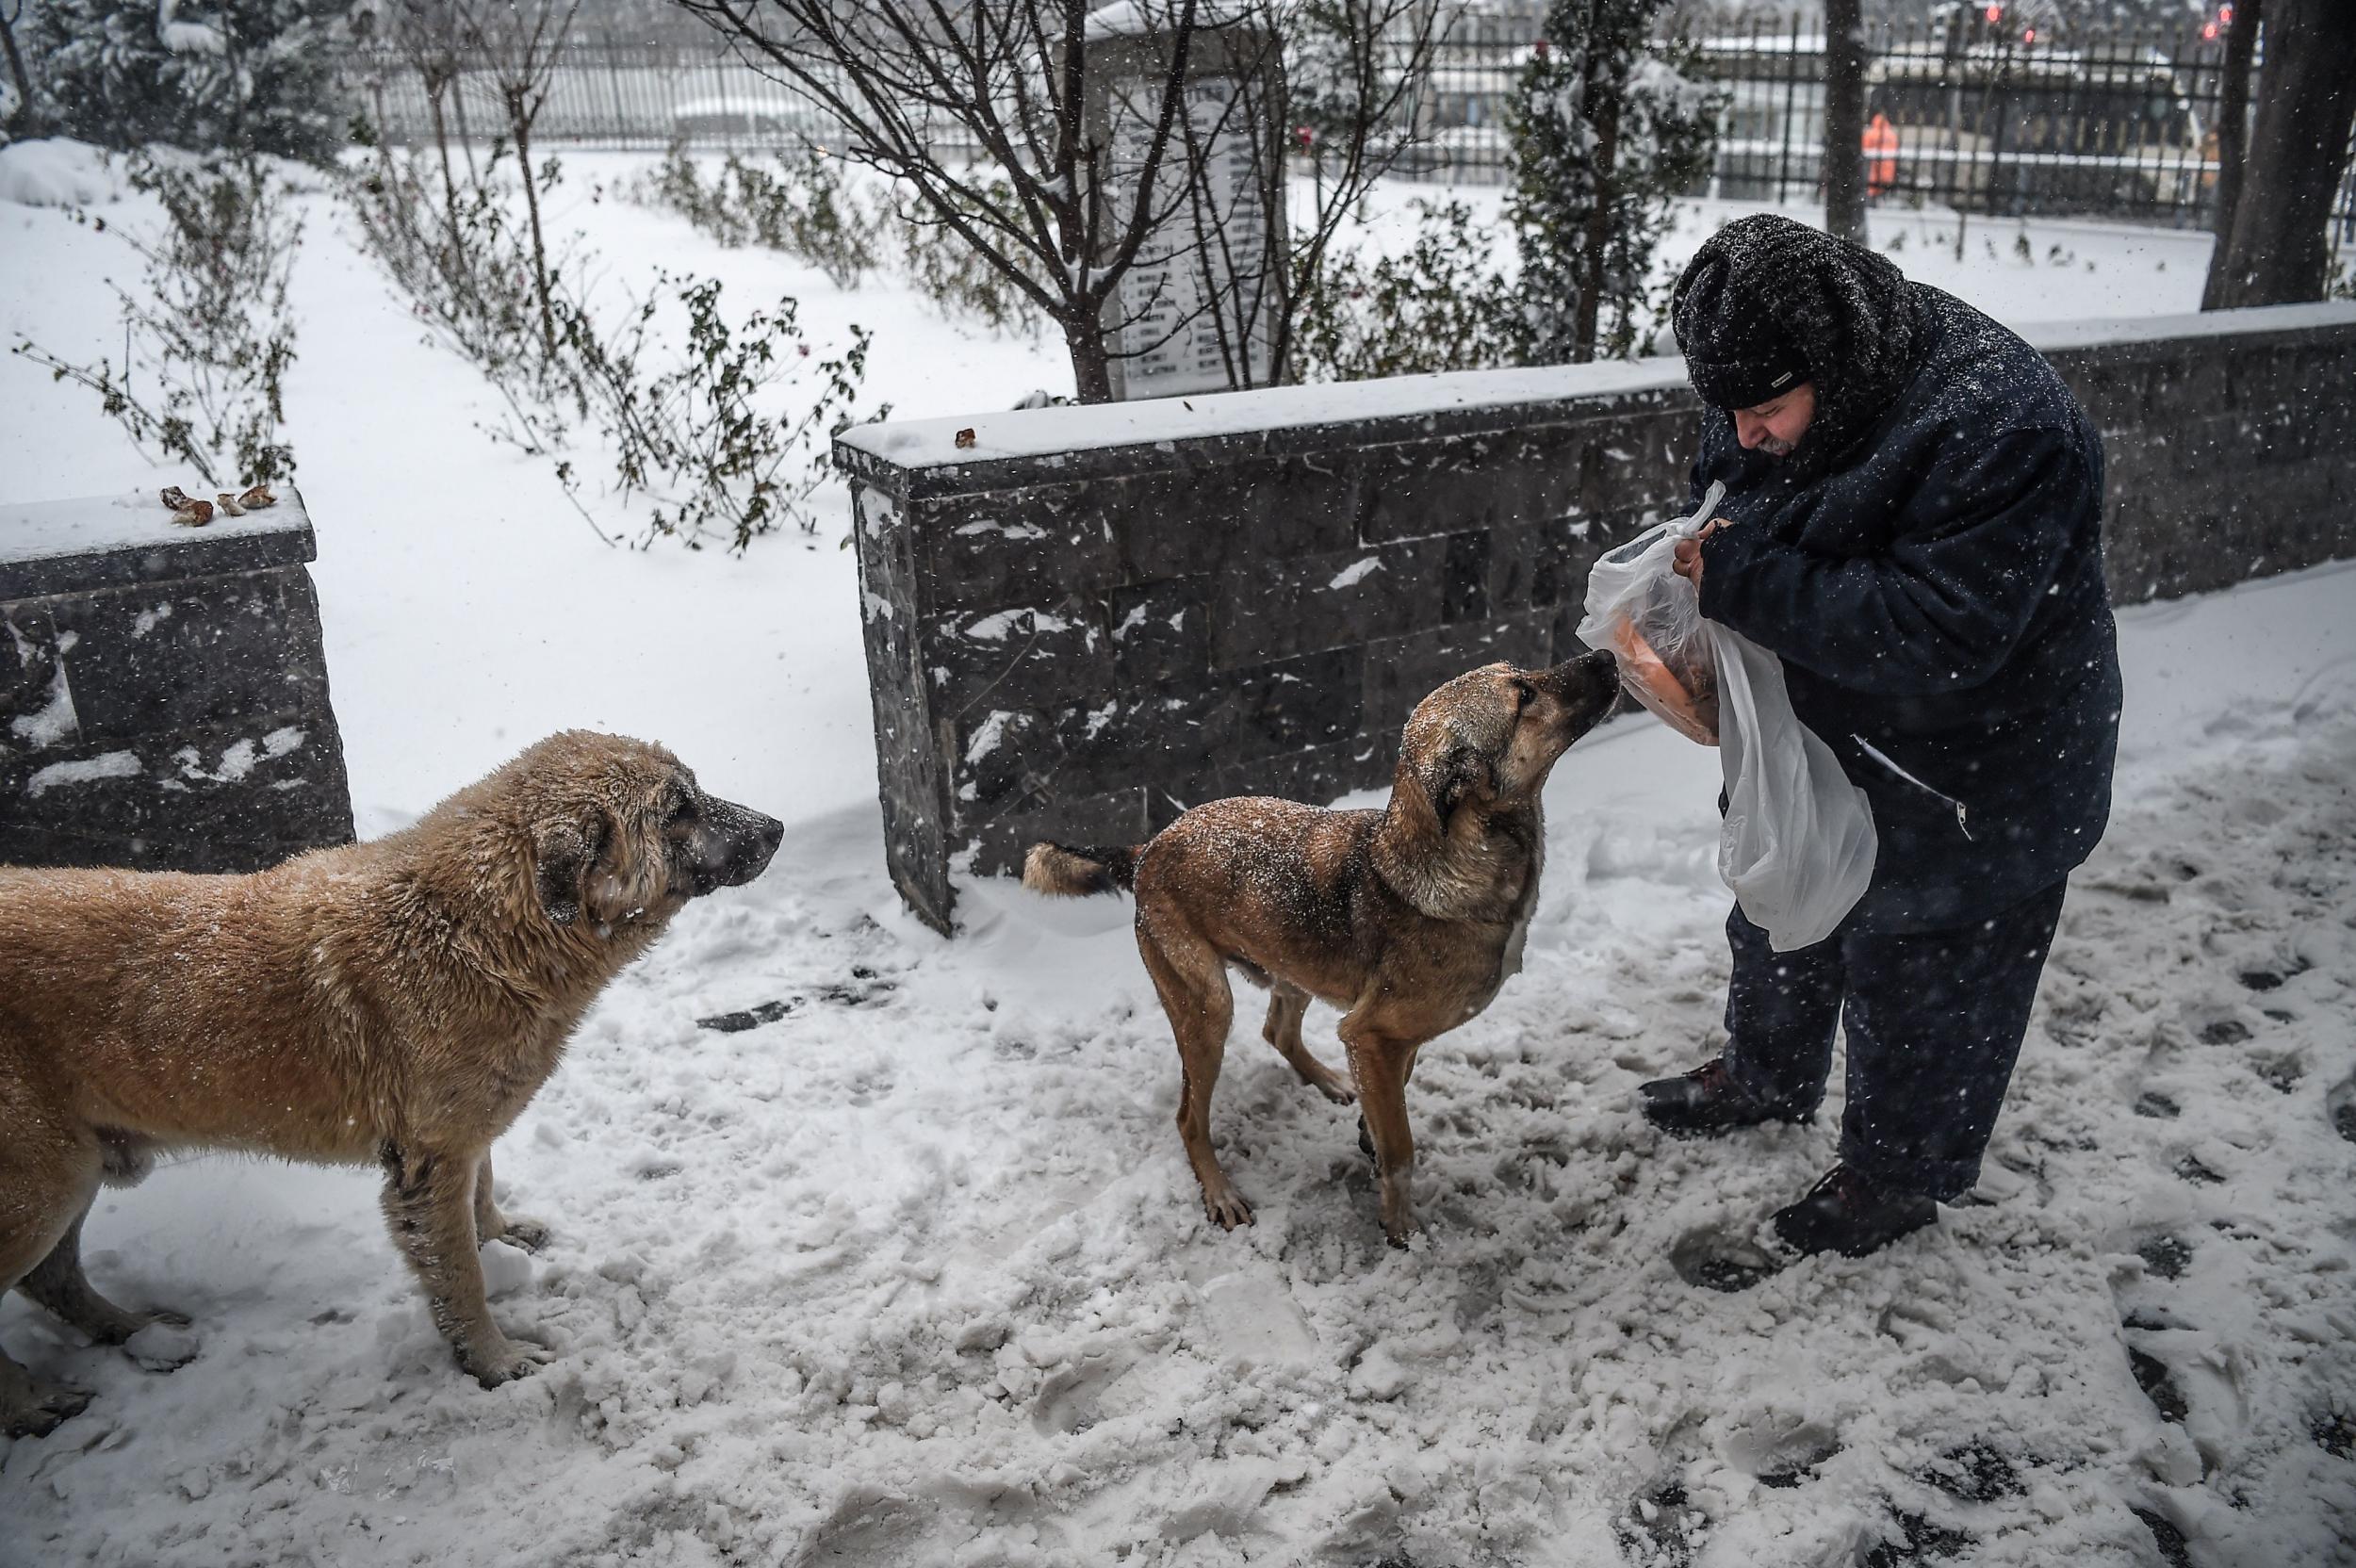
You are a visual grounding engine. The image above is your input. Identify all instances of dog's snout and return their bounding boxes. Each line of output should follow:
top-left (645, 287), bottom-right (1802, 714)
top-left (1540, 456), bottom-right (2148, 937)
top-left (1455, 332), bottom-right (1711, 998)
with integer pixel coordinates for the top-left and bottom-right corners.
top-left (1538, 648), bottom-right (1622, 733)
top-left (1539, 648), bottom-right (1619, 695)
top-left (698, 797), bottom-right (785, 890)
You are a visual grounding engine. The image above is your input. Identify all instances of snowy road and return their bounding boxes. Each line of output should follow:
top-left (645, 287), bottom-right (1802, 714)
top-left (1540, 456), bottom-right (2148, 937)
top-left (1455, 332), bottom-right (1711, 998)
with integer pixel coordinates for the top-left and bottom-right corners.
top-left (4, 564), bottom-right (2351, 1568)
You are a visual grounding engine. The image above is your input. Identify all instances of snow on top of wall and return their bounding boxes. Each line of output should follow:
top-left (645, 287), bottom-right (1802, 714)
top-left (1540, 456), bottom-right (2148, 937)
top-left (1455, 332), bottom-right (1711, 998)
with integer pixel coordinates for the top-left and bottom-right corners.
top-left (838, 358), bottom-right (1692, 471)
top-left (1083, 0), bottom-right (1260, 40)
top-left (2021, 300), bottom-right (2356, 353)
top-left (0, 488), bottom-right (311, 569)
top-left (842, 302), bottom-right (2356, 476)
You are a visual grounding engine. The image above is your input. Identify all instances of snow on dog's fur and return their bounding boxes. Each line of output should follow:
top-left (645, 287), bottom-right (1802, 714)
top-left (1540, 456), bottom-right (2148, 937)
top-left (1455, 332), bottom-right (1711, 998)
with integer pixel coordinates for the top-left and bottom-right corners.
top-left (0, 732), bottom-right (781, 1435)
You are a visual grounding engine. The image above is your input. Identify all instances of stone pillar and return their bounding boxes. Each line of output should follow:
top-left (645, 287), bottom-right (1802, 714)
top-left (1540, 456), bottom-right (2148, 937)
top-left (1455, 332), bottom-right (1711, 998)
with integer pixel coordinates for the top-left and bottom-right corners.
top-left (1, 487), bottom-right (355, 872)
top-left (1086, 4), bottom-right (1288, 400)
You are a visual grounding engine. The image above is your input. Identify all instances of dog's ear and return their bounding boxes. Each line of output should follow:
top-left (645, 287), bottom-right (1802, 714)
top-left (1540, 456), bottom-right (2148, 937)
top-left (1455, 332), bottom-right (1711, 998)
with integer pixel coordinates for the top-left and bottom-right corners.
top-left (1429, 742), bottom-right (1497, 821)
top-left (581, 808), bottom-right (669, 930)
top-left (533, 814), bottom-right (607, 927)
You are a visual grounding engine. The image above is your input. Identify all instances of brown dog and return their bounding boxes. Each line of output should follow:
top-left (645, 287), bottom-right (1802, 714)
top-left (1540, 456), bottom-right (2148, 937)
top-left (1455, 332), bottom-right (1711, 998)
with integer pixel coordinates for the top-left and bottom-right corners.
top-left (1024, 651), bottom-right (1620, 1246)
top-left (0, 731), bottom-right (782, 1435)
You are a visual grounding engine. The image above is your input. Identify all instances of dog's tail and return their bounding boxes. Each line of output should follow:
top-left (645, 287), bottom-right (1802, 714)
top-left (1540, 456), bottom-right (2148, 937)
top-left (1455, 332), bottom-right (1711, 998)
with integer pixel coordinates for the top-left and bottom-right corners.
top-left (1023, 841), bottom-right (1139, 898)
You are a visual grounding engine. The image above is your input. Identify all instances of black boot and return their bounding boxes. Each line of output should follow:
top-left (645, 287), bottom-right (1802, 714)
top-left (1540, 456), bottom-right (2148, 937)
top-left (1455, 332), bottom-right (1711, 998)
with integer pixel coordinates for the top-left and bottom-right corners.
top-left (1772, 1164), bottom-right (1938, 1258)
top-left (1639, 1057), bottom-right (1809, 1136)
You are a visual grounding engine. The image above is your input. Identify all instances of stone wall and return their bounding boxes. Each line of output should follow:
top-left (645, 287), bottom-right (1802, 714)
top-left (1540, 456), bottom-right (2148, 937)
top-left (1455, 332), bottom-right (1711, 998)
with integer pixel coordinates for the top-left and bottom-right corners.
top-left (837, 302), bottom-right (2356, 931)
top-left (1, 488), bottom-right (354, 872)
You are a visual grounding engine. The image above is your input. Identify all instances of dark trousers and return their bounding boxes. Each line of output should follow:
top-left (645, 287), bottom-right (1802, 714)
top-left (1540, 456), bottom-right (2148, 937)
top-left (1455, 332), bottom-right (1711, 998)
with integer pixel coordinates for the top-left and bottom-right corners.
top-left (1718, 878), bottom-right (2069, 1201)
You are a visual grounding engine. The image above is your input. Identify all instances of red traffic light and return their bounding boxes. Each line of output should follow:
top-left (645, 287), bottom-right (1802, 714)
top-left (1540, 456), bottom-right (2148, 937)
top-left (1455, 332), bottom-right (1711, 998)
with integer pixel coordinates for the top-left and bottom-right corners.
top-left (1983, 4), bottom-right (2002, 21)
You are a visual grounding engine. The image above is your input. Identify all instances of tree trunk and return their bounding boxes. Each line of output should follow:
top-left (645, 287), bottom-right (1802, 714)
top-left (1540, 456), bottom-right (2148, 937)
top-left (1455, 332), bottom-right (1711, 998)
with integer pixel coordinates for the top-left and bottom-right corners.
top-left (426, 82), bottom-right (464, 239)
top-left (2202, 0), bottom-right (2356, 310)
top-left (511, 107), bottom-right (560, 358)
top-left (1573, 44), bottom-right (1620, 364)
top-left (1, 6), bottom-right (37, 133)
top-left (1822, 0), bottom-right (1868, 247)
top-left (2201, 0), bottom-right (2263, 305)
top-left (1065, 311), bottom-right (1114, 402)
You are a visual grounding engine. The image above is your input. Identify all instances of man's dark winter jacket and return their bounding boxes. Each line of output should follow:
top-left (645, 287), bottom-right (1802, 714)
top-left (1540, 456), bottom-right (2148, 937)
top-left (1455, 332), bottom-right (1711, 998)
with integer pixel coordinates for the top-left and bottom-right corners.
top-left (1683, 221), bottom-right (2121, 933)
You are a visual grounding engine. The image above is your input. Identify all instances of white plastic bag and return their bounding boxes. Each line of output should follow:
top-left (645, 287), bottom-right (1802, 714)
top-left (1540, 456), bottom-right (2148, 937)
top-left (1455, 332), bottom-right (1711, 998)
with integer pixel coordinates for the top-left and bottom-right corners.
top-left (1577, 484), bottom-right (1878, 951)
top-left (1577, 482), bottom-right (1725, 744)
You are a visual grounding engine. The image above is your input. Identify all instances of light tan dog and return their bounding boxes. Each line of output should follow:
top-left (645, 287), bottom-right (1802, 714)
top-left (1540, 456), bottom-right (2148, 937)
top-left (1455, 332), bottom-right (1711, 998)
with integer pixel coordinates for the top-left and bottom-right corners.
top-left (0, 731), bottom-right (782, 1436)
top-left (1025, 651), bottom-right (1620, 1246)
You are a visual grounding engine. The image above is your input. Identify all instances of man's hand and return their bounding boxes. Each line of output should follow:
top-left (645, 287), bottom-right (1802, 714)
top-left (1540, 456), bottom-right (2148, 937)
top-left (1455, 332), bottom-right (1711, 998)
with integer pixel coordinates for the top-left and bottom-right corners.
top-left (1672, 517), bottom-right (1728, 587)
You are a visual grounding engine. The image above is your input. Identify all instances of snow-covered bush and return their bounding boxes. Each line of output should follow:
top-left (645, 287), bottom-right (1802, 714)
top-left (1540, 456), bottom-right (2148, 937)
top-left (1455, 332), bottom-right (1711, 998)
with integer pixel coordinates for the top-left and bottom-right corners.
top-left (12, 155), bottom-right (300, 484)
top-left (554, 274), bottom-right (885, 552)
top-left (28, 0), bottom-right (350, 163)
top-left (1507, 1), bottom-right (1721, 363)
top-left (348, 145), bottom-right (887, 552)
top-left (1292, 200), bottom-right (1519, 382)
top-left (346, 139), bottom-right (580, 452)
top-left (633, 144), bottom-right (883, 291)
top-left (885, 175), bottom-right (1043, 338)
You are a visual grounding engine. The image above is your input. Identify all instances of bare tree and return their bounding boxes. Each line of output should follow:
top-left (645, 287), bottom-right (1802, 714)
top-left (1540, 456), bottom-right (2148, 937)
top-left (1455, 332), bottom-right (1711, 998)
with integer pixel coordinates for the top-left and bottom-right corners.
top-left (1163, 0), bottom-right (1452, 389)
top-left (675, 0), bottom-right (1444, 400)
top-left (2203, 0), bottom-right (2356, 309)
top-left (674, 0), bottom-right (1209, 401)
top-left (384, 0), bottom-right (474, 230)
top-left (1820, 0), bottom-right (1866, 246)
top-left (2199, 0), bottom-right (2261, 306)
top-left (463, 0), bottom-right (584, 356)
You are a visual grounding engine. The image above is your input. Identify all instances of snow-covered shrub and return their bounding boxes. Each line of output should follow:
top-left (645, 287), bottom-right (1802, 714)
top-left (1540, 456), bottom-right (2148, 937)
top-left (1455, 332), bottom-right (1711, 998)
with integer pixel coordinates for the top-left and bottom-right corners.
top-left (12, 155), bottom-right (300, 484)
top-left (1292, 200), bottom-right (1520, 382)
top-left (345, 139), bottom-right (581, 452)
top-left (1507, 2), bottom-right (1721, 363)
top-left (885, 174), bottom-right (1042, 338)
top-left (347, 146), bottom-right (886, 552)
top-left (553, 274), bottom-right (886, 552)
top-left (28, 0), bottom-right (350, 163)
top-left (633, 144), bottom-right (883, 291)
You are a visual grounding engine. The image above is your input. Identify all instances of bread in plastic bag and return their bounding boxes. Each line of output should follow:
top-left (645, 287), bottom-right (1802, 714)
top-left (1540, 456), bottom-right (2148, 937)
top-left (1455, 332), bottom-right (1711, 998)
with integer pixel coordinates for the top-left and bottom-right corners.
top-left (1576, 482), bottom-right (1725, 744)
top-left (1576, 482), bottom-right (1878, 950)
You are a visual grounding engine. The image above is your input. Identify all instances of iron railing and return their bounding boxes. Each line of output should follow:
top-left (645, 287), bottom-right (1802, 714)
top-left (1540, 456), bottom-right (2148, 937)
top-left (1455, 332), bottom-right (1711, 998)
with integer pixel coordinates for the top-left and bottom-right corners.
top-left (342, 15), bottom-right (2356, 245)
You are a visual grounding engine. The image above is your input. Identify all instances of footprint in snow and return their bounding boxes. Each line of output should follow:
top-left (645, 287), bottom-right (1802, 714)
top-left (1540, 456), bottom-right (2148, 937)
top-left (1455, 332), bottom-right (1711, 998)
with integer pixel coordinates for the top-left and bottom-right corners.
top-left (1668, 1227), bottom-right (1782, 1293)
top-left (1862, 1510), bottom-right (1972, 1566)
top-left (1614, 1482), bottom-right (1708, 1568)
top-left (2325, 1073), bottom-right (2356, 1146)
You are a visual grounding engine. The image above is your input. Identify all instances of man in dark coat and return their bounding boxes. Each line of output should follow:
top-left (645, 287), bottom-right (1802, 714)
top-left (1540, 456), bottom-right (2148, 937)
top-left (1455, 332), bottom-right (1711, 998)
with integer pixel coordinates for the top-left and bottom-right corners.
top-left (1640, 213), bottom-right (2122, 1257)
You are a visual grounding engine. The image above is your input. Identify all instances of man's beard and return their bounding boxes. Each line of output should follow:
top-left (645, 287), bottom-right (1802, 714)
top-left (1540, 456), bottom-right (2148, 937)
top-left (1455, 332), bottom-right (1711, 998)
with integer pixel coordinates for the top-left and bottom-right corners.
top-left (1757, 433), bottom-right (1797, 458)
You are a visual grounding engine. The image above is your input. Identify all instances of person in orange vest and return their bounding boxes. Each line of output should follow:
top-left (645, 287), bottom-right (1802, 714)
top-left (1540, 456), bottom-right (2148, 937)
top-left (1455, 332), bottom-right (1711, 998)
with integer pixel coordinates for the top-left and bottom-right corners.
top-left (1864, 111), bottom-right (1899, 199)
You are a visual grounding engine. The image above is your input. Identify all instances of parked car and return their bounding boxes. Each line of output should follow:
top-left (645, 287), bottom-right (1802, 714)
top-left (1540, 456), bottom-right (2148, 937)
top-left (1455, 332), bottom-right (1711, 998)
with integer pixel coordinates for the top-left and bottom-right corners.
top-left (669, 94), bottom-right (824, 142)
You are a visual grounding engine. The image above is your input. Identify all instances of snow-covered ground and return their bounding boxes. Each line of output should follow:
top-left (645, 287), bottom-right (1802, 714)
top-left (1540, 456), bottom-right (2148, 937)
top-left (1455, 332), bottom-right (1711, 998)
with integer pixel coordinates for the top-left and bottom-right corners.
top-left (4, 150), bottom-right (2351, 1566)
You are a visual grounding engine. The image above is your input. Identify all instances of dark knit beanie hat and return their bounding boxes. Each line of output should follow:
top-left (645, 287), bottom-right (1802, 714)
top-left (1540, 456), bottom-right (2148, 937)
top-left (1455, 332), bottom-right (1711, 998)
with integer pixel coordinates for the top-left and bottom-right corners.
top-left (1671, 214), bottom-right (1930, 479)
top-left (1673, 248), bottom-right (1812, 409)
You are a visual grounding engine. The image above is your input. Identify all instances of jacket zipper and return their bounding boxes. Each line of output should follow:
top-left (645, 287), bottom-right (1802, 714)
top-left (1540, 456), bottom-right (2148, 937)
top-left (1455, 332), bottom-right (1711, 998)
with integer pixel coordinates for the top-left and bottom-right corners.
top-left (1851, 735), bottom-right (1975, 841)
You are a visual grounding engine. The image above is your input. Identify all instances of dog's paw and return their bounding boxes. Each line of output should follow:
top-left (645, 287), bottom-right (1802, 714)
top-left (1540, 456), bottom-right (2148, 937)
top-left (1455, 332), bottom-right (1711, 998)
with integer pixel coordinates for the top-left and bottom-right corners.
top-left (1203, 1188), bottom-right (1256, 1232)
top-left (143, 1307), bottom-right (194, 1331)
top-left (496, 1217), bottom-right (552, 1253)
top-left (1311, 1075), bottom-right (1356, 1106)
top-left (124, 1321), bottom-right (202, 1371)
top-left (463, 1335), bottom-right (554, 1388)
top-left (1, 1377), bottom-right (92, 1438)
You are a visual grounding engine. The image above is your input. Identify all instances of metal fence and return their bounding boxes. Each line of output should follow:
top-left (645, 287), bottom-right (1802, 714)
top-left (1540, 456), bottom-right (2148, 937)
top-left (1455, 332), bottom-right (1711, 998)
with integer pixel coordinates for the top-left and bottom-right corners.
top-left (344, 14), bottom-right (2356, 242)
